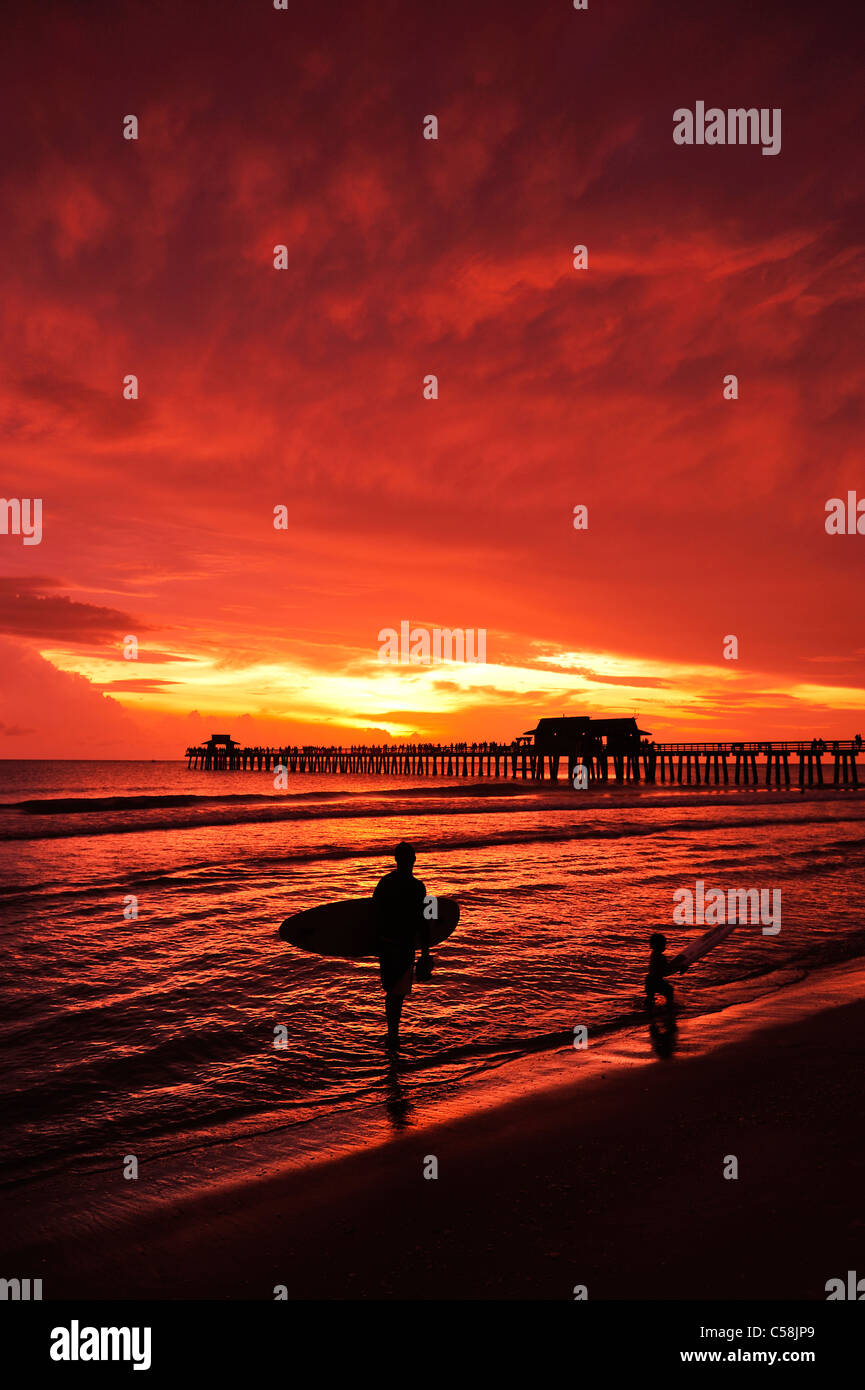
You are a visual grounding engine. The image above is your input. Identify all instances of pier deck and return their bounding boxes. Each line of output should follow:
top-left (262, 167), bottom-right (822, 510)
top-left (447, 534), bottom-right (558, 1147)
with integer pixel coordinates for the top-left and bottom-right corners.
top-left (185, 739), bottom-right (862, 788)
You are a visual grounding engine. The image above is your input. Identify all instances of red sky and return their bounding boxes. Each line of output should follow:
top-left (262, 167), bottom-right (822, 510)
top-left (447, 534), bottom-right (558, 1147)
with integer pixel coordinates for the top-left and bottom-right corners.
top-left (1, 0), bottom-right (863, 757)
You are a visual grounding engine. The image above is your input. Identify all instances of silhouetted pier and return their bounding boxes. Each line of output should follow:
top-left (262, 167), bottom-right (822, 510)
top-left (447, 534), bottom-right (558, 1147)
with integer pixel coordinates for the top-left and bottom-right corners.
top-left (186, 734), bottom-right (863, 788)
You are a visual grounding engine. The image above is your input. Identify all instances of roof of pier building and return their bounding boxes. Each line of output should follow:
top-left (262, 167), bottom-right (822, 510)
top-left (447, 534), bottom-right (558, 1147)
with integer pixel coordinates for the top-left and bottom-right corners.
top-left (520, 716), bottom-right (651, 748)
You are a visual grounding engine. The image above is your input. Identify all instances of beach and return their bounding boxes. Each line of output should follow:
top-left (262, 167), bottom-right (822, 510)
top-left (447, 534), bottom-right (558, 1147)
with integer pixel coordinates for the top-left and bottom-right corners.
top-left (6, 957), bottom-right (864, 1300)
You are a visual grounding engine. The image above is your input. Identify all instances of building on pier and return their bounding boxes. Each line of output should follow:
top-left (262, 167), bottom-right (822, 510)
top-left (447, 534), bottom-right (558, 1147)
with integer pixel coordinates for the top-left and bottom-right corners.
top-left (204, 733), bottom-right (239, 755)
top-left (519, 716), bottom-right (651, 757)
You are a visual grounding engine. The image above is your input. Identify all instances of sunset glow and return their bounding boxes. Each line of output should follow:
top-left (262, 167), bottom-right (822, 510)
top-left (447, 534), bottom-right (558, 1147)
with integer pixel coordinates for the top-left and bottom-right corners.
top-left (1, 0), bottom-right (862, 756)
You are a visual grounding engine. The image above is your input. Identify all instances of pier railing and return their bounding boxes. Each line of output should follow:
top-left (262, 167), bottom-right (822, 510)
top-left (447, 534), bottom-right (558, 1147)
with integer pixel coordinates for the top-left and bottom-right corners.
top-left (185, 739), bottom-right (863, 788)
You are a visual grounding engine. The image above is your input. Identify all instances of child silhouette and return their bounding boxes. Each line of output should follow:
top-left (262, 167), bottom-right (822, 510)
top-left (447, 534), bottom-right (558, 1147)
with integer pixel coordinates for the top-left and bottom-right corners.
top-left (645, 931), bottom-right (685, 1015)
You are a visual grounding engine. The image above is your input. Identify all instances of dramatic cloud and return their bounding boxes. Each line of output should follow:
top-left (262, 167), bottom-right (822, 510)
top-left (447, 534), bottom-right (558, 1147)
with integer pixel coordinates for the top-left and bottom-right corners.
top-left (0, 640), bottom-right (136, 755)
top-left (0, 578), bottom-right (145, 642)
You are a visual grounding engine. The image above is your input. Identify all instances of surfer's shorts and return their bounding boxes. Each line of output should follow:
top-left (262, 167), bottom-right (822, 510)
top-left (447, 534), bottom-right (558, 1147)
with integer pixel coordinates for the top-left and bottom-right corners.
top-left (644, 974), bottom-right (673, 1000)
top-left (378, 947), bottom-right (414, 997)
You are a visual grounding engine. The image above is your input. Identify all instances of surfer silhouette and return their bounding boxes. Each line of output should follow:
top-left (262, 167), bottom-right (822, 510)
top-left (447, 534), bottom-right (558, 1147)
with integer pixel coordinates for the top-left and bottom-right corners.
top-left (373, 841), bottom-right (431, 1050)
top-left (644, 931), bottom-right (685, 1015)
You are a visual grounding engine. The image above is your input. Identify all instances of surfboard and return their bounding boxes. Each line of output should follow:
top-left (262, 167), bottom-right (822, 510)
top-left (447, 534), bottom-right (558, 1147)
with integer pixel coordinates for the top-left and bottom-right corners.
top-left (278, 896), bottom-right (460, 959)
top-left (676, 921), bottom-right (736, 970)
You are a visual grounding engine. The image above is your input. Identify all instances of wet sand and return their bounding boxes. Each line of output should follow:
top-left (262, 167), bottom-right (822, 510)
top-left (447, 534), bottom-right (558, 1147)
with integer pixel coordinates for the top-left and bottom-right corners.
top-left (9, 960), bottom-right (865, 1301)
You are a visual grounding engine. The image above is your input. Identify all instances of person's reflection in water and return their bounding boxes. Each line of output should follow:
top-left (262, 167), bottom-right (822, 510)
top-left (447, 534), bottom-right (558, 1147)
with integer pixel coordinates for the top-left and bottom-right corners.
top-left (648, 1013), bottom-right (679, 1059)
top-left (383, 1056), bottom-right (414, 1131)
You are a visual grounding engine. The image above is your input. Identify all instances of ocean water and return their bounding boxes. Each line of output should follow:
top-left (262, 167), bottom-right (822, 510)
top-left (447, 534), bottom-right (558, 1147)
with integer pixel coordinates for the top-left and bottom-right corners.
top-left (1, 760), bottom-right (864, 1192)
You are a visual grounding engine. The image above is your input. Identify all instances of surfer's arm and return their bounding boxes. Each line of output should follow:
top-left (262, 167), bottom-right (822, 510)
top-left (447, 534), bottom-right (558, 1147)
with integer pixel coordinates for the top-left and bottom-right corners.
top-left (372, 874), bottom-right (392, 913)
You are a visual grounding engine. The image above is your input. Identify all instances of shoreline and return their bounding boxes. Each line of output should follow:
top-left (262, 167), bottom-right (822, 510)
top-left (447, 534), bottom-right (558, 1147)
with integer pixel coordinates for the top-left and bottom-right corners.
top-left (7, 956), bottom-right (865, 1300)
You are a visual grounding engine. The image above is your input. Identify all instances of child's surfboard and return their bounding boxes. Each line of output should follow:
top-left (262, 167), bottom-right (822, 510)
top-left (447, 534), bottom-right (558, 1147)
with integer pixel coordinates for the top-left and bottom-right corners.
top-left (278, 896), bottom-right (460, 959)
top-left (677, 921), bottom-right (736, 969)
